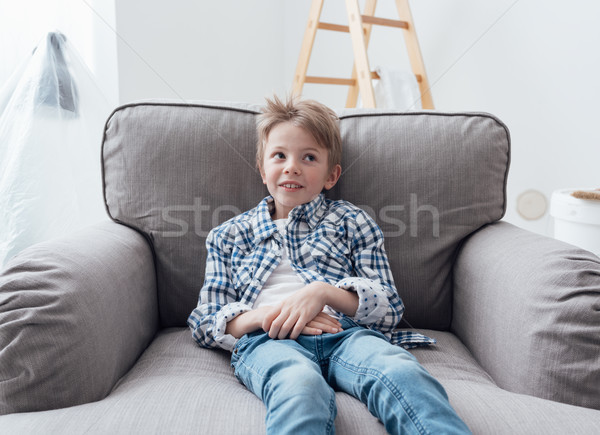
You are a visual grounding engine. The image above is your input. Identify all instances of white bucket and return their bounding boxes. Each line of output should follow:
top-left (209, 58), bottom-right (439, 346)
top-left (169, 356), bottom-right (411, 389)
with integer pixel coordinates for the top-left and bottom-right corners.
top-left (550, 188), bottom-right (600, 256)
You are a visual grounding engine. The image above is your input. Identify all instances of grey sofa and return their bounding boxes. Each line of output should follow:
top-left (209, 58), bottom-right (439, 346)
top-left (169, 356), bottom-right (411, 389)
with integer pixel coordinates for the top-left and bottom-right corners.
top-left (1, 100), bottom-right (599, 434)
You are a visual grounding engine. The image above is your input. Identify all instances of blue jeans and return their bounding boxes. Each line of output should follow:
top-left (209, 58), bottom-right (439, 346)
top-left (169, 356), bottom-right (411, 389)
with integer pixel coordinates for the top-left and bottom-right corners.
top-left (230, 317), bottom-right (471, 435)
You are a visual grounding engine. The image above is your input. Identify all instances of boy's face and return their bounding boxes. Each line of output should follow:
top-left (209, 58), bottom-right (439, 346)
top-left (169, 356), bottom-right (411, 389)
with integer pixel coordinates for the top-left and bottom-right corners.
top-left (260, 122), bottom-right (341, 220)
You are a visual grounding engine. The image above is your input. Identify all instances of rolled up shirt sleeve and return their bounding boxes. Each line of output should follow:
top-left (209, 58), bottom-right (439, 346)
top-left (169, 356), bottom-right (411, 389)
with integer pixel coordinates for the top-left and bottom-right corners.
top-left (197, 301), bottom-right (254, 352)
top-left (337, 210), bottom-right (405, 334)
top-left (336, 276), bottom-right (390, 323)
top-left (187, 228), bottom-right (253, 352)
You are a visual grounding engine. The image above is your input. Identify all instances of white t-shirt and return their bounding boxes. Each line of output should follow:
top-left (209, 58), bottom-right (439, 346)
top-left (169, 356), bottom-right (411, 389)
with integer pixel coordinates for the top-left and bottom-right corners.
top-left (253, 218), bottom-right (339, 318)
top-left (252, 219), bottom-right (305, 309)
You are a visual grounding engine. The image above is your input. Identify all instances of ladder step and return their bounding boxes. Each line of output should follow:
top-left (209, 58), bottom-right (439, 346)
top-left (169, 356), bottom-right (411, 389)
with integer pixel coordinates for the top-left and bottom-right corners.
top-left (305, 72), bottom-right (422, 86)
top-left (361, 15), bottom-right (408, 29)
top-left (318, 17), bottom-right (408, 33)
top-left (305, 76), bottom-right (355, 86)
top-left (371, 71), bottom-right (423, 83)
top-left (317, 22), bottom-right (350, 33)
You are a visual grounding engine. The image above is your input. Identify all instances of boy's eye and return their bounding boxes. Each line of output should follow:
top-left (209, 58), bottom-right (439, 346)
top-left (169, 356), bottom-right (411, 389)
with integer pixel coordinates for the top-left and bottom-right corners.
top-left (304, 154), bottom-right (316, 162)
top-left (274, 152), bottom-right (285, 159)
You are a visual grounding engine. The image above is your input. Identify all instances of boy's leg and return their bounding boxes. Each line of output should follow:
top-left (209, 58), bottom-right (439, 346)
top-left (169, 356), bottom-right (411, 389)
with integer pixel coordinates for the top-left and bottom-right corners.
top-left (325, 321), bottom-right (471, 435)
top-left (231, 331), bottom-right (337, 435)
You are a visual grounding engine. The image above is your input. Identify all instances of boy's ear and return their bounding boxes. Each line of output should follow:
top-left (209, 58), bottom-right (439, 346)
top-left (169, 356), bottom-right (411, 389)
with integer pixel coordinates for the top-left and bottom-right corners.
top-left (259, 165), bottom-right (267, 184)
top-left (324, 164), bottom-right (342, 190)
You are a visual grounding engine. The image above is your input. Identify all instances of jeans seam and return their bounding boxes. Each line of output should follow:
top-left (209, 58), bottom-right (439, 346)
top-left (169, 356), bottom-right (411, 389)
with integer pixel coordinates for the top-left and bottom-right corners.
top-left (315, 334), bottom-right (324, 360)
top-left (330, 355), bottom-right (430, 435)
top-left (325, 389), bottom-right (336, 434)
top-left (314, 335), bottom-right (329, 375)
top-left (236, 352), bottom-right (264, 383)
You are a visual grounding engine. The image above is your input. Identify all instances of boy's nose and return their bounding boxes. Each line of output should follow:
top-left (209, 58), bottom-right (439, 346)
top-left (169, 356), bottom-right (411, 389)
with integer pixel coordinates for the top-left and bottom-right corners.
top-left (284, 159), bottom-right (301, 174)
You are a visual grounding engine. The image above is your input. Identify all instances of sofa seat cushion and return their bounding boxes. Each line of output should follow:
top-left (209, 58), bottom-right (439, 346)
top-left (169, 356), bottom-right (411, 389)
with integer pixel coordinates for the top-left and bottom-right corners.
top-left (2, 329), bottom-right (599, 434)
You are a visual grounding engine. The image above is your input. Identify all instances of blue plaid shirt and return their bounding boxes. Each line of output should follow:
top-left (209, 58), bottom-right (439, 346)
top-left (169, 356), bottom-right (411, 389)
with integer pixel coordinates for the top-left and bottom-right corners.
top-left (188, 194), bottom-right (435, 352)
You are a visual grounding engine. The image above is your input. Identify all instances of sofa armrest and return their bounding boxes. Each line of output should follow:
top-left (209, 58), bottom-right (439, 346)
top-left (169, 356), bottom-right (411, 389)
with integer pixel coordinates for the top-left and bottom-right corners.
top-left (0, 221), bottom-right (159, 415)
top-left (452, 221), bottom-right (600, 410)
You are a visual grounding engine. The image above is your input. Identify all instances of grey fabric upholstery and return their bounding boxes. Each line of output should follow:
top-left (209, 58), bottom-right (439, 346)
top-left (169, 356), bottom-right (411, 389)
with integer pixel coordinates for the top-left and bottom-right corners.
top-left (453, 220), bottom-right (600, 410)
top-left (102, 102), bottom-right (509, 330)
top-left (0, 221), bottom-right (158, 415)
top-left (2, 329), bottom-right (599, 434)
top-left (1, 100), bottom-right (599, 433)
top-left (102, 102), bottom-right (266, 328)
top-left (334, 109), bottom-right (509, 329)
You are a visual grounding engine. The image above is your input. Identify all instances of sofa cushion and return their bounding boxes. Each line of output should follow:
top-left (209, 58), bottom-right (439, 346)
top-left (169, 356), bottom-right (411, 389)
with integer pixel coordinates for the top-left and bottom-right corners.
top-left (102, 101), bottom-right (510, 329)
top-left (333, 109), bottom-right (510, 328)
top-left (103, 101), bottom-right (265, 328)
top-left (0, 222), bottom-right (157, 415)
top-left (3, 329), bottom-right (599, 433)
top-left (453, 221), bottom-right (600, 410)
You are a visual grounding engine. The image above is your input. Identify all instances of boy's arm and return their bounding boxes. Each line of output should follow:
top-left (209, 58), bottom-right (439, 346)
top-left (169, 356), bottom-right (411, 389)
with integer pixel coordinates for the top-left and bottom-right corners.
top-left (224, 306), bottom-right (267, 338)
top-left (187, 228), bottom-right (254, 352)
top-left (335, 209), bottom-right (404, 334)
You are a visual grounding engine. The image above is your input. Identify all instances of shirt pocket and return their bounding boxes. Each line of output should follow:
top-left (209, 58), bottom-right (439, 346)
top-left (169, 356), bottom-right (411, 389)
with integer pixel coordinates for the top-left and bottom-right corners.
top-left (303, 224), bottom-right (352, 275)
top-left (231, 248), bottom-right (257, 291)
top-left (233, 267), bottom-right (252, 291)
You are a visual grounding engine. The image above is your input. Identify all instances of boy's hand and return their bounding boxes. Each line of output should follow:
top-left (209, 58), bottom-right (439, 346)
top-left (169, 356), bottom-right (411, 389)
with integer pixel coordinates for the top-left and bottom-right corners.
top-left (303, 312), bottom-right (343, 336)
top-left (262, 282), bottom-right (340, 340)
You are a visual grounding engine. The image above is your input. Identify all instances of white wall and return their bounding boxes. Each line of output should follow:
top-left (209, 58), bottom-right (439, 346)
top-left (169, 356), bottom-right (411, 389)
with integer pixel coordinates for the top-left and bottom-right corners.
top-left (114, 0), bottom-right (287, 104)
top-left (3, 1), bottom-right (599, 237)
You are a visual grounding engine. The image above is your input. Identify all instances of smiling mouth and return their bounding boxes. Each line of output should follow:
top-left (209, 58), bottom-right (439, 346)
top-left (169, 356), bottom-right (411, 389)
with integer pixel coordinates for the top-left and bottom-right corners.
top-left (280, 183), bottom-right (303, 190)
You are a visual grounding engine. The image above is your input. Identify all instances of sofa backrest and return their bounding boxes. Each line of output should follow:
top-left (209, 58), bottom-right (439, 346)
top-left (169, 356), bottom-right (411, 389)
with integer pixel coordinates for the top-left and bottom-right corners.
top-left (102, 101), bottom-right (510, 330)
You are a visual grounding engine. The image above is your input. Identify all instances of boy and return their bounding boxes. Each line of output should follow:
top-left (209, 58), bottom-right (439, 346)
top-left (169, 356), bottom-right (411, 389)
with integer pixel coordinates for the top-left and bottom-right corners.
top-left (188, 95), bottom-right (470, 434)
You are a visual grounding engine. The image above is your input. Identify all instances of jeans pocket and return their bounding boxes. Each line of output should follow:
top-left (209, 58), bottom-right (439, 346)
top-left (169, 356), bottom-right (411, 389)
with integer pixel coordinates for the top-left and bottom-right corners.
top-left (231, 334), bottom-right (249, 366)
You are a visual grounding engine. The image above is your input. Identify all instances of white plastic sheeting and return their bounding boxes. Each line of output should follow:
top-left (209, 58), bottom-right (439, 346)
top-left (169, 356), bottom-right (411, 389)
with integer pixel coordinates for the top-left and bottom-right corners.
top-left (373, 67), bottom-right (422, 110)
top-left (0, 31), bottom-right (111, 267)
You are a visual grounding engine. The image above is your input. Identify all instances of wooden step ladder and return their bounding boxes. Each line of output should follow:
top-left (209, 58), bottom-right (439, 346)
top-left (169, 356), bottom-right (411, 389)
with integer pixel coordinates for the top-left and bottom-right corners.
top-left (292, 0), bottom-right (434, 109)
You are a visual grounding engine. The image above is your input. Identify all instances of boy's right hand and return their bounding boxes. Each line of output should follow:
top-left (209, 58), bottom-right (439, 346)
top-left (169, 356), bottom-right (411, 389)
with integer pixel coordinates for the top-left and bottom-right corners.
top-left (301, 312), bottom-right (343, 336)
top-left (226, 306), bottom-right (342, 340)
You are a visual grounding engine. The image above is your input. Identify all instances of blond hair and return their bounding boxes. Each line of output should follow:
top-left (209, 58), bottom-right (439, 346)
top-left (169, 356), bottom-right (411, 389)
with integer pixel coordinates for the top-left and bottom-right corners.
top-left (256, 94), bottom-right (342, 171)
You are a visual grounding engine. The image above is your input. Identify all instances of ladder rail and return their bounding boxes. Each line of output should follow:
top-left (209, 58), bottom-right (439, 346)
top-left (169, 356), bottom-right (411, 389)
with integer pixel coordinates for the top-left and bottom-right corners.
top-left (292, 0), bottom-right (325, 97)
top-left (346, 0), bottom-right (378, 108)
top-left (345, 0), bottom-right (376, 108)
top-left (395, 0), bottom-right (434, 109)
top-left (293, 0), bottom-right (434, 109)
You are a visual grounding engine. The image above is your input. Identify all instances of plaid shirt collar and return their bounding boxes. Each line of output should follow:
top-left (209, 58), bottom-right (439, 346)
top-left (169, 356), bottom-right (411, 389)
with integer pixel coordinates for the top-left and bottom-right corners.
top-left (252, 193), bottom-right (328, 245)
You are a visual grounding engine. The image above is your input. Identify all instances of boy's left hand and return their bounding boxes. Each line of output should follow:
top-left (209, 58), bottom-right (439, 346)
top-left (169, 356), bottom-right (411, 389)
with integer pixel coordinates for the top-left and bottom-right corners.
top-left (262, 282), bottom-right (336, 340)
